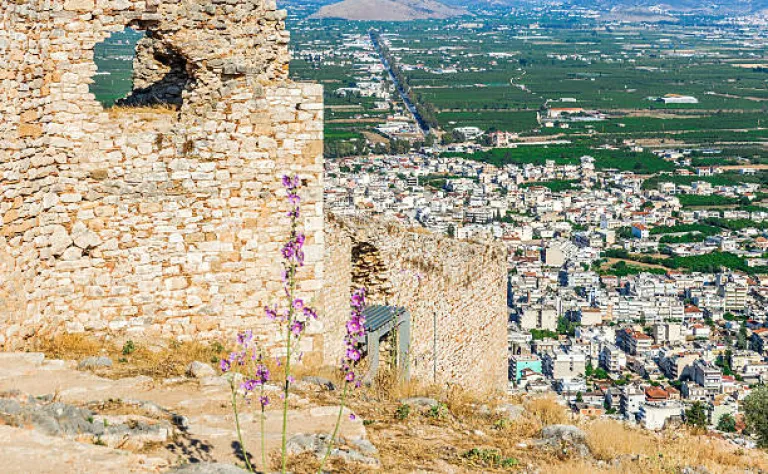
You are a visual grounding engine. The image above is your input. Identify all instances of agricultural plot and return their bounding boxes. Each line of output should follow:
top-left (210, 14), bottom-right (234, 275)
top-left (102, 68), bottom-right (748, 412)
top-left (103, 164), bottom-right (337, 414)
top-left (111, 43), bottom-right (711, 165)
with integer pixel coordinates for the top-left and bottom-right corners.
top-left (444, 145), bottom-right (674, 173)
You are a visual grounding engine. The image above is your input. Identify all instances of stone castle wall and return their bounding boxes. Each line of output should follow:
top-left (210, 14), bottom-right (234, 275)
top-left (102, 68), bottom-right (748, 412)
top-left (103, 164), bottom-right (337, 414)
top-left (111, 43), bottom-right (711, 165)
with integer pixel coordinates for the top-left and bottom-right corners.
top-left (325, 216), bottom-right (509, 393)
top-left (1, 1), bottom-right (507, 390)
top-left (0, 0), bottom-right (325, 357)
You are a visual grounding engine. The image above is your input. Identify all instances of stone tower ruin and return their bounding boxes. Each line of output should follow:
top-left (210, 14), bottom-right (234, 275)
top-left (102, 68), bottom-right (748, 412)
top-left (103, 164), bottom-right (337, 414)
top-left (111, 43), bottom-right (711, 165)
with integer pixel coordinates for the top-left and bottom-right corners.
top-left (0, 0), bottom-right (324, 356)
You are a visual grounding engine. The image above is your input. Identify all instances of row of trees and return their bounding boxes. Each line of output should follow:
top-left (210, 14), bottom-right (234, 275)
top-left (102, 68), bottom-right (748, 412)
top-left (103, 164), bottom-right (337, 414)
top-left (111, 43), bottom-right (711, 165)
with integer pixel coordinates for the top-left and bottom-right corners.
top-left (371, 30), bottom-right (439, 131)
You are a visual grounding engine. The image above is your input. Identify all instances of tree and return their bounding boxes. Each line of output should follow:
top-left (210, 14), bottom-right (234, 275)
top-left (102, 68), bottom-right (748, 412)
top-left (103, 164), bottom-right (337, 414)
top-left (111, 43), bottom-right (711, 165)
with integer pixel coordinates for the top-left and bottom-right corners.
top-left (744, 386), bottom-right (768, 447)
top-left (685, 402), bottom-right (708, 429)
top-left (716, 413), bottom-right (737, 433)
top-left (738, 324), bottom-right (749, 351)
top-left (575, 392), bottom-right (583, 403)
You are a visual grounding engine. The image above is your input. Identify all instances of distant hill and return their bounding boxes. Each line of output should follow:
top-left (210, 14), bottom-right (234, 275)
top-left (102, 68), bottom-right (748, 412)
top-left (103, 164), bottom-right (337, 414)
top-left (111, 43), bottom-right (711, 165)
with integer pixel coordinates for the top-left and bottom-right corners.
top-left (568, 0), bottom-right (768, 14)
top-left (310, 0), bottom-right (469, 20)
top-left (437, 0), bottom-right (768, 15)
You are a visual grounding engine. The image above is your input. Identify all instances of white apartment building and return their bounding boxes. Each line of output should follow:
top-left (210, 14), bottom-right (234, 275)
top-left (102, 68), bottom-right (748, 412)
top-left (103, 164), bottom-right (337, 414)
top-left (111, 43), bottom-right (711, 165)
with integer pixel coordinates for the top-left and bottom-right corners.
top-left (637, 402), bottom-right (683, 430)
top-left (542, 351), bottom-right (587, 380)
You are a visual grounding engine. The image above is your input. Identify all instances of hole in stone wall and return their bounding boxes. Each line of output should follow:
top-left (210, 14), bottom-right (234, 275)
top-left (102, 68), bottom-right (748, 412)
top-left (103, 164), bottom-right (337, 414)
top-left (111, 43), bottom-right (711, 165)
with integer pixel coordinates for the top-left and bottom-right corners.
top-left (116, 31), bottom-right (192, 108)
top-left (91, 27), bottom-right (145, 108)
top-left (91, 27), bottom-right (193, 109)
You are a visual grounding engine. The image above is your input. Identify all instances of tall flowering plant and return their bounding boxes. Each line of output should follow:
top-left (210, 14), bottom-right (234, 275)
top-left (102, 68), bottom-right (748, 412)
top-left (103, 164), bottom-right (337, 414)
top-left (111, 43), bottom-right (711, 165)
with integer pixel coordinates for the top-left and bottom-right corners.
top-left (222, 175), bottom-right (367, 474)
top-left (220, 330), bottom-right (271, 471)
top-left (318, 288), bottom-right (367, 474)
top-left (272, 175), bottom-right (320, 472)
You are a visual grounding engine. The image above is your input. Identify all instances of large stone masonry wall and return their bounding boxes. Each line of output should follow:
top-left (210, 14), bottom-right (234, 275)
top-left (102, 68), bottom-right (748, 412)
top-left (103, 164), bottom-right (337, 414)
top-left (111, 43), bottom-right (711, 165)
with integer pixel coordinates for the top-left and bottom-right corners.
top-left (324, 216), bottom-right (509, 393)
top-left (0, 0), bottom-right (324, 357)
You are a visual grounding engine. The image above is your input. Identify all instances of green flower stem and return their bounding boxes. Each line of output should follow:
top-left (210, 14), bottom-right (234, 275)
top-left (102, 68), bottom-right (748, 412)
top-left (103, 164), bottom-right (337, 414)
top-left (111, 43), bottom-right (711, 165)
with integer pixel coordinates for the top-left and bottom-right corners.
top-left (281, 323), bottom-right (292, 473)
top-left (281, 253), bottom-right (297, 473)
top-left (231, 379), bottom-right (254, 473)
top-left (317, 382), bottom-right (349, 474)
top-left (260, 385), bottom-right (267, 470)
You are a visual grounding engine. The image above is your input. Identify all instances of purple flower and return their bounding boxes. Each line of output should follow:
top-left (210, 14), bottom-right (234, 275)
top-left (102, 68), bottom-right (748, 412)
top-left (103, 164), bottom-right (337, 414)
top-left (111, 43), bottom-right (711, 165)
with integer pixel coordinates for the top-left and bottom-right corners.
top-left (237, 330), bottom-right (253, 347)
top-left (227, 351), bottom-right (245, 366)
top-left (220, 359), bottom-right (231, 373)
top-left (282, 175), bottom-right (300, 190)
top-left (292, 298), bottom-right (305, 312)
top-left (265, 305), bottom-right (278, 321)
top-left (346, 318), bottom-right (364, 336)
top-left (260, 395), bottom-right (270, 407)
top-left (349, 414), bottom-right (356, 421)
top-left (346, 348), bottom-right (361, 362)
top-left (281, 243), bottom-right (296, 260)
top-left (350, 288), bottom-right (366, 309)
top-left (291, 320), bottom-right (305, 337)
top-left (242, 379), bottom-right (258, 392)
top-left (345, 371), bottom-right (356, 383)
top-left (280, 235), bottom-right (306, 266)
top-left (255, 364), bottom-right (270, 385)
top-left (303, 307), bottom-right (318, 320)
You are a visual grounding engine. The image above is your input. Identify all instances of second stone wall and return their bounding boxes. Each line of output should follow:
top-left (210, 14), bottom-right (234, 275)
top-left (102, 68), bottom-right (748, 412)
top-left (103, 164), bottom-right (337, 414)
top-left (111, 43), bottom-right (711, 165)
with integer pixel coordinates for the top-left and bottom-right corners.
top-left (324, 216), bottom-right (509, 393)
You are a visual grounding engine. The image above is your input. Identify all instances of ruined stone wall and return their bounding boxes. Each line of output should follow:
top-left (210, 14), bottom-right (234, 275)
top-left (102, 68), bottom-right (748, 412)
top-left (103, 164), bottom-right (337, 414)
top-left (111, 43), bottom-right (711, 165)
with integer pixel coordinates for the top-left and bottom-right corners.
top-left (0, 1), bottom-right (324, 356)
top-left (324, 216), bottom-right (509, 393)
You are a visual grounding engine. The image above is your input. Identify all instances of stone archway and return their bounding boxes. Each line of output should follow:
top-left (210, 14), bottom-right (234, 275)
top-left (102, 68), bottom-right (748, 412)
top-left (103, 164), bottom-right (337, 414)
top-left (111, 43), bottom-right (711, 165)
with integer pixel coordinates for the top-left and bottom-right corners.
top-left (351, 240), bottom-right (392, 304)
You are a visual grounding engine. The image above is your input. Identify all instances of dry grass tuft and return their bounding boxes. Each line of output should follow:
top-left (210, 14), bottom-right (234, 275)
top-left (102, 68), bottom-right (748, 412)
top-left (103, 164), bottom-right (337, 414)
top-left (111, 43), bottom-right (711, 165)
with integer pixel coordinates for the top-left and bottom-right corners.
top-left (445, 385), bottom-right (500, 421)
top-left (33, 333), bottom-right (227, 380)
top-left (35, 333), bottom-right (104, 360)
top-left (586, 420), bottom-right (659, 461)
top-left (525, 395), bottom-right (570, 427)
top-left (585, 419), bottom-right (768, 473)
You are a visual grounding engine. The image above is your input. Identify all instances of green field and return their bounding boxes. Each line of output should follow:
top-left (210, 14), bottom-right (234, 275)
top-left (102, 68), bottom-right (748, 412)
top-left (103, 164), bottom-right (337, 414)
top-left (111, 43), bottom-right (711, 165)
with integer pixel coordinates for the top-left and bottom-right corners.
top-left (443, 145), bottom-right (674, 173)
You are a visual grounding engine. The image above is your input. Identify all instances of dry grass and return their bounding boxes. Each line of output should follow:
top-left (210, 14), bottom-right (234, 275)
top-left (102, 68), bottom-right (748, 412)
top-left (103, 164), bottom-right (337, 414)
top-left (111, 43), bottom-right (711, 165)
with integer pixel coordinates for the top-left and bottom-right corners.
top-left (33, 333), bottom-right (227, 380)
top-left (586, 420), bottom-right (660, 461)
top-left (584, 419), bottom-right (768, 473)
top-left (494, 395), bottom-right (572, 439)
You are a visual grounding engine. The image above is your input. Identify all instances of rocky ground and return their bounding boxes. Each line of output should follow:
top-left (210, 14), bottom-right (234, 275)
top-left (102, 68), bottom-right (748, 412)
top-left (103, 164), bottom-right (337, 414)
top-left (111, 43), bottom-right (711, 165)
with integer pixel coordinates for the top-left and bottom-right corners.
top-left (0, 352), bottom-right (367, 474)
top-left (2, 350), bottom-right (767, 473)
